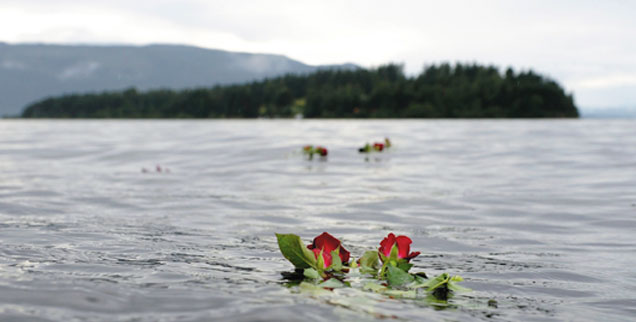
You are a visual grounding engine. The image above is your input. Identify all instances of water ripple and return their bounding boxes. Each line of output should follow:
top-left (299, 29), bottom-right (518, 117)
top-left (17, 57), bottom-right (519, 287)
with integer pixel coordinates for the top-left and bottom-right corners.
top-left (0, 119), bottom-right (635, 321)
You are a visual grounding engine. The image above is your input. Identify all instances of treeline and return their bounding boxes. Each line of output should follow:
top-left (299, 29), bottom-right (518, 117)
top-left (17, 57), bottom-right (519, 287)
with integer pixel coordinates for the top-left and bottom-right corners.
top-left (21, 63), bottom-right (578, 118)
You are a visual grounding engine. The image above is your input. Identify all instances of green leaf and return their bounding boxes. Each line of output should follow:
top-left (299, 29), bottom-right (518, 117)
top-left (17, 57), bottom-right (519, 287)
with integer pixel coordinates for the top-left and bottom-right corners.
top-left (414, 273), bottom-right (449, 291)
top-left (451, 275), bottom-right (464, 282)
top-left (448, 275), bottom-right (471, 292)
top-left (386, 265), bottom-right (415, 287)
top-left (303, 268), bottom-right (320, 280)
top-left (410, 273), bottom-right (470, 294)
top-left (316, 248), bottom-right (325, 270)
top-left (298, 281), bottom-right (332, 296)
top-left (414, 274), bottom-right (427, 284)
top-left (329, 249), bottom-right (343, 271)
top-left (447, 283), bottom-right (471, 293)
top-left (360, 266), bottom-right (379, 275)
top-left (378, 246), bottom-right (398, 278)
top-left (319, 278), bottom-right (345, 289)
top-left (276, 233), bottom-right (316, 269)
top-left (397, 262), bottom-right (413, 272)
top-left (389, 244), bottom-right (400, 263)
top-left (359, 250), bottom-right (381, 276)
top-left (359, 250), bottom-right (380, 269)
top-left (363, 282), bottom-right (387, 293)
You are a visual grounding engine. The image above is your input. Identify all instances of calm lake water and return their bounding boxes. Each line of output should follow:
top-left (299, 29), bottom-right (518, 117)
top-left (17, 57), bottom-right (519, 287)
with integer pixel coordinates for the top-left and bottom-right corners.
top-left (0, 119), bottom-right (635, 321)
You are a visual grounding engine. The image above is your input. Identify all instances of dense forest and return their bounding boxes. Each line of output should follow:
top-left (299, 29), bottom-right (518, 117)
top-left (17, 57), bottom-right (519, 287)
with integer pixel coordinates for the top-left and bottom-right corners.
top-left (21, 63), bottom-right (579, 118)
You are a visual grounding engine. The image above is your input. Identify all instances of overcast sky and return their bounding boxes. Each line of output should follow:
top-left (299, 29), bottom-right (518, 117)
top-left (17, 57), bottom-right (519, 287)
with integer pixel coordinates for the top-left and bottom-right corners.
top-left (1, 0), bottom-right (635, 109)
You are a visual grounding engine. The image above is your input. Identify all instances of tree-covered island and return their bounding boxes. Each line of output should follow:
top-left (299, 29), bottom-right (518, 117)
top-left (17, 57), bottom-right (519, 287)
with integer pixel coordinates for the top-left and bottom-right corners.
top-left (21, 63), bottom-right (578, 118)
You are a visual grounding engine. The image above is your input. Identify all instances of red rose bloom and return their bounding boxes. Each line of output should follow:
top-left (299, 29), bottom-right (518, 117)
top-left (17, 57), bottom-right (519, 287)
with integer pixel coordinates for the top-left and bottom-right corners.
top-left (315, 146), bottom-right (328, 156)
top-left (379, 233), bottom-right (420, 261)
top-left (373, 143), bottom-right (384, 151)
top-left (307, 232), bottom-right (350, 268)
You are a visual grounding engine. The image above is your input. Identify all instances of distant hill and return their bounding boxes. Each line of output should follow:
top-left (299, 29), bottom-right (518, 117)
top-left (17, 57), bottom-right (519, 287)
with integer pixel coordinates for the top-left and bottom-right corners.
top-left (22, 63), bottom-right (579, 119)
top-left (0, 42), bottom-right (357, 116)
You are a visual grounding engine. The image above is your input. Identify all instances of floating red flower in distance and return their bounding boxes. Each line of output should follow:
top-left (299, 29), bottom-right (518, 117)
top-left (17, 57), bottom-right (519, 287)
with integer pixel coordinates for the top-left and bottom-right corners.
top-left (315, 146), bottom-right (328, 156)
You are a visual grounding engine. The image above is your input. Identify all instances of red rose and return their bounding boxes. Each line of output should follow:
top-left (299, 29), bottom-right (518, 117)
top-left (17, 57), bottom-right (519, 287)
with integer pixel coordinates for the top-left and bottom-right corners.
top-left (373, 143), bottom-right (384, 151)
top-left (315, 146), bottom-right (328, 156)
top-left (307, 232), bottom-right (350, 268)
top-left (379, 233), bottom-right (420, 261)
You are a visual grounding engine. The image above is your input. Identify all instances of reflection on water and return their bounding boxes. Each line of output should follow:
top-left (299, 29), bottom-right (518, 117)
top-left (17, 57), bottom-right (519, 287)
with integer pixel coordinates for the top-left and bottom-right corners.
top-left (0, 119), bottom-right (635, 321)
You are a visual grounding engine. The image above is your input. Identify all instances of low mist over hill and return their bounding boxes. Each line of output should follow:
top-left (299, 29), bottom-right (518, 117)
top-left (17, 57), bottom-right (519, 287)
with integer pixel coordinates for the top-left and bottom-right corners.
top-left (0, 43), bottom-right (356, 116)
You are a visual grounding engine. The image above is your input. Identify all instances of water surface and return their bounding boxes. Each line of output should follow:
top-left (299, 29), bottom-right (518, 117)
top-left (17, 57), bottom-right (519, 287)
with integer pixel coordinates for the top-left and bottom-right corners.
top-left (0, 120), bottom-right (635, 321)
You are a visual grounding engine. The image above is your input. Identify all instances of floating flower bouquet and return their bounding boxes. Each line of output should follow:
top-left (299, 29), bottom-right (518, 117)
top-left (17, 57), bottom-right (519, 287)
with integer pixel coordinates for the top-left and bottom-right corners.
top-left (359, 138), bottom-right (392, 153)
top-left (276, 232), bottom-right (468, 302)
top-left (302, 145), bottom-right (328, 159)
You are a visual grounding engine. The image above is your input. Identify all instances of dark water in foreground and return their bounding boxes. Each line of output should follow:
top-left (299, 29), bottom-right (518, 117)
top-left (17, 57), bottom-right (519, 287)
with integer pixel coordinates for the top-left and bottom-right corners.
top-left (0, 120), bottom-right (635, 321)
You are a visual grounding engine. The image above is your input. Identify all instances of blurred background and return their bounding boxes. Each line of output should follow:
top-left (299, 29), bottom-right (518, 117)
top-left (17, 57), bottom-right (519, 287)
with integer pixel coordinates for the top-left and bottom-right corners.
top-left (1, 0), bottom-right (635, 118)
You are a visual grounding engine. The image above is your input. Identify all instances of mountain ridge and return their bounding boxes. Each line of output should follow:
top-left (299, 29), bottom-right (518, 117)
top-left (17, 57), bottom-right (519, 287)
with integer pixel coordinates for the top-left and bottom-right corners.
top-left (0, 43), bottom-right (357, 116)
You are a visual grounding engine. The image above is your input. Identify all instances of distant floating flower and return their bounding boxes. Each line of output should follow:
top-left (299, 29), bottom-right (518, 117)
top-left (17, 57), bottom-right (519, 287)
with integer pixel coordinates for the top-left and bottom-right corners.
top-left (315, 146), bottom-right (328, 157)
top-left (302, 145), bottom-right (328, 159)
top-left (358, 143), bottom-right (371, 153)
top-left (359, 138), bottom-right (392, 153)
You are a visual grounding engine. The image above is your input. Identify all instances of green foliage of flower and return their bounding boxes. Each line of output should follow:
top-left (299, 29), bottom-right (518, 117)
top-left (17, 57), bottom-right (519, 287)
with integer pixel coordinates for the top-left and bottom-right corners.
top-left (357, 250), bottom-right (380, 275)
top-left (277, 232), bottom-right (470, 306)
top-left (386, 265), bottom-right (415, 287)
top-left (303, 268), bottom-right (320, 280)
top-left (276, 233), bottom-right (316, 269)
